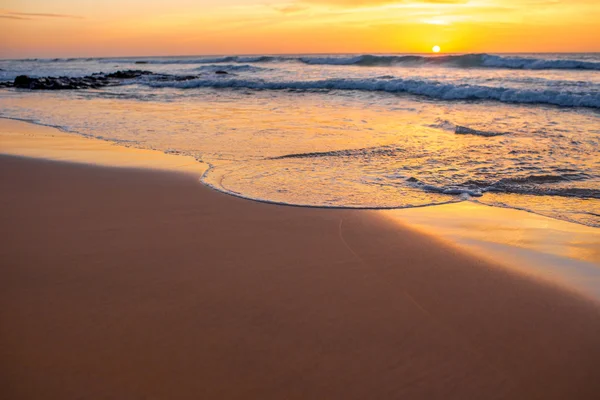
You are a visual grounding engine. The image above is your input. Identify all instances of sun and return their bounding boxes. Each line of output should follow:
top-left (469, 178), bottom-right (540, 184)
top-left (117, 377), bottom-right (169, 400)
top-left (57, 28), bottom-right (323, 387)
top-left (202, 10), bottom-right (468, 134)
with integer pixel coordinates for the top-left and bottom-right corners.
top-left (432, 45), bottom-right (441, 53)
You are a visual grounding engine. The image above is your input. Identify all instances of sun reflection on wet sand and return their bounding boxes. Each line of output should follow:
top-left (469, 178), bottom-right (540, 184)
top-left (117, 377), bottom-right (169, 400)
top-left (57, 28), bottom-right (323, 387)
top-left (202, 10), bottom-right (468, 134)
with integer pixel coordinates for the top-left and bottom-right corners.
top-left (383, 202), bottom-right (600, 300)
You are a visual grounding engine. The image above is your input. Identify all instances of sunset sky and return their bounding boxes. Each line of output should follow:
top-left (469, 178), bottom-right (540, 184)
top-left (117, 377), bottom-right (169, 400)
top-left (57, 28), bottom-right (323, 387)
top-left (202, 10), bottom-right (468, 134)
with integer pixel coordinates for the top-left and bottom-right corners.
top-left (1, 0), bottom-right (599, 58)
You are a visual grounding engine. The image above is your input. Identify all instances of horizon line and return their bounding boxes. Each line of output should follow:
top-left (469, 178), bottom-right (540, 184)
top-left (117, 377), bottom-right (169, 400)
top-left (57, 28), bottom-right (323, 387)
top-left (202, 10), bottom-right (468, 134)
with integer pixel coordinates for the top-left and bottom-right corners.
top-left (2, 51), bottom-right (600, 61)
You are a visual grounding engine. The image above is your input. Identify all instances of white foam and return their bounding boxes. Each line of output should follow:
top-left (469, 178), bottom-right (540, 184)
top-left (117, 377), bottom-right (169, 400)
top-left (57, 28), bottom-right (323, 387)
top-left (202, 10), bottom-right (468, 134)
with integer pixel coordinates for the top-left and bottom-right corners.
top-left (95, 54), bottom-right (600, 70)
top-left (146, 77), bottom-right (600, 108)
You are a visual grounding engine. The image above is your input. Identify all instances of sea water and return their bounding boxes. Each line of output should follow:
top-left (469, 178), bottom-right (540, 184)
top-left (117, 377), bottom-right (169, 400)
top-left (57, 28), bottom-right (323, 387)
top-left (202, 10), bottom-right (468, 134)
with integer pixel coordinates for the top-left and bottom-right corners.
top-left (0, 53), bottom-right (598, 226)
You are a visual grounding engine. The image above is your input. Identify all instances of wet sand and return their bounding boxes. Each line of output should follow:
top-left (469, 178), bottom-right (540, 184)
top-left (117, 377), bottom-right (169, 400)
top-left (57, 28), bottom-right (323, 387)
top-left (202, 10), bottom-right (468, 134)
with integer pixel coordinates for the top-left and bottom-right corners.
top-left (2, 119), bottom-right (600, 399)
top-left (384, 202), bottom-right (600, 300)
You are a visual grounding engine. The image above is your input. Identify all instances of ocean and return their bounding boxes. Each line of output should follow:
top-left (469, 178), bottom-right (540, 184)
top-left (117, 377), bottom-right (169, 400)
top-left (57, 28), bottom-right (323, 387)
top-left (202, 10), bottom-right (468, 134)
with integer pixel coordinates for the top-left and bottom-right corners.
top-left (1, 53), bottom-right (598, 226)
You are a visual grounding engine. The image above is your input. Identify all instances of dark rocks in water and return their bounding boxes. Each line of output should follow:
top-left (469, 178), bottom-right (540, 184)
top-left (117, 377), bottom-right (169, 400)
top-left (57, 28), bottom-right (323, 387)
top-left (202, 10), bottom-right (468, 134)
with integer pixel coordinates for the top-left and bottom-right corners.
top-left (104, 69), bottom-right (153, 79)
top-left (11, 70), bottom-right (155, 90)
top-left (10, 70), bottom-right (197, 91)
top-left (214, 70), bottom-right (228, 75)
top-left (14, 74), bottom-right (106, 90)
top-left (135, 61), bottom-right (149, 64)
top-left (14, 75), bottom-right (34, 88)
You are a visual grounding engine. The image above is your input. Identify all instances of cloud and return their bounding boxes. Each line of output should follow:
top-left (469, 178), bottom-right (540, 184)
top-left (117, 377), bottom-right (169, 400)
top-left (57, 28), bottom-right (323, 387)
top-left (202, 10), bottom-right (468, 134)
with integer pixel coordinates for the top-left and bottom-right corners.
top-left (0, 11), bottom-right (83, 20)
top-left (0, 14), bottom-right (30, 20)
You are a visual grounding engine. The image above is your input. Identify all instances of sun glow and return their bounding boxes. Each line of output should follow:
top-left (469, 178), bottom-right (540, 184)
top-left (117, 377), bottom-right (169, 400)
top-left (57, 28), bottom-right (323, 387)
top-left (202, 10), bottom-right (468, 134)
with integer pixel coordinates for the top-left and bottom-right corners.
top-left (432, 45), bottom-right (441, 53)
top-left (1, 0), bottom-right (600, 57)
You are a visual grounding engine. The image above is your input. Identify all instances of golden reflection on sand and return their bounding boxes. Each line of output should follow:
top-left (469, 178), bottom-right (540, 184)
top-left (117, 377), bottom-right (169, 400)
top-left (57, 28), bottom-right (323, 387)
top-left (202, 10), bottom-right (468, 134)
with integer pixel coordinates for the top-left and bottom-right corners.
top-left (384, 202), bottom-right (600, 263)
top-left (0, 119), bottom-right (208, 175)
top-left (383, 202), bottom-right (600, 299)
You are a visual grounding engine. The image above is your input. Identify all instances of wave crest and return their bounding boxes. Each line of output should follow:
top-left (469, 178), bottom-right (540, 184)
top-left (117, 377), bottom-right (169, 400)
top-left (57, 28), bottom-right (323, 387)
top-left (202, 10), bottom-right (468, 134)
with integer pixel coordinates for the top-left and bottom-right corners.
top-left (146, 77), bottom-right (600, 108)
top-left (298, 54), bottom-right (600, 70)
top-left (94, 54), bottom-right (600, 71)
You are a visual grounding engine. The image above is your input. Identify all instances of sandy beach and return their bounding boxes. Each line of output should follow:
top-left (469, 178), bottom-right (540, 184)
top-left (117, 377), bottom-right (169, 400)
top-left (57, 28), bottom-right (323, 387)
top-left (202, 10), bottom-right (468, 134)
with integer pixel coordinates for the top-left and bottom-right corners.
top-left (1, 120), bottom-right (600, 399)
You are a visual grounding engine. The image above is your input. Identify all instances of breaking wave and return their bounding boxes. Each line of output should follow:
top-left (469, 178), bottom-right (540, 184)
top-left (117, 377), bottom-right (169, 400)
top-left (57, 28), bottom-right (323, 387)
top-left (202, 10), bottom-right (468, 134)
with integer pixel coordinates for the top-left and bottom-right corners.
top-left (146, 77), bottom-right (600, 108)
top-left (92, 53), bottom-right (600, 71)
top-left (297, 54), bottom-right (600, 70)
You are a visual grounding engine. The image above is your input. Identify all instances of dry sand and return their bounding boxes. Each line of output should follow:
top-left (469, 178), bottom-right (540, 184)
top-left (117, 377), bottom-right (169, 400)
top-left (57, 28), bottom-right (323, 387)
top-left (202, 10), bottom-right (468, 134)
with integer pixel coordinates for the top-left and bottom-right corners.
top-left (1, 119), bottom-right (600, 399)
top-left (2, 155), bottom-right (600, 399)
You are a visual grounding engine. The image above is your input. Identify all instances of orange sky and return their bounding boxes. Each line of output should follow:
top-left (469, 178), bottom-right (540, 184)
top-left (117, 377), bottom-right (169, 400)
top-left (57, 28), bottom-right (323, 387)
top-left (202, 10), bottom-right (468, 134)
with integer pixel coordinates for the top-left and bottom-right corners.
top-left (1, 0), bottom-right (599, 58)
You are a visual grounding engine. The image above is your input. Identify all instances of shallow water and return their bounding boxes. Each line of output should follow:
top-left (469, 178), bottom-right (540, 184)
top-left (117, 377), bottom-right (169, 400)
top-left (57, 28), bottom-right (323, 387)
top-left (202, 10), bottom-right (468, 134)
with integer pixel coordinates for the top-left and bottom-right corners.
top-left (1, 53), bottom-right (599, 226)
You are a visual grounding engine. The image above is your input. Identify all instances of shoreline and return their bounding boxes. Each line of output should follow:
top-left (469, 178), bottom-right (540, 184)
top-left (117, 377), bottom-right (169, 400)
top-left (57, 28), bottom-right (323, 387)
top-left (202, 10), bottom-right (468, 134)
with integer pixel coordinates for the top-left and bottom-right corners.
top-left (1, 117), bottom-right (599, 299)
top-left (0, 117), bottom-right (209, 175)
top-left (2, 119), bottom-right (600, 397)
top-left (3, 115), bottom-right (598, 222)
